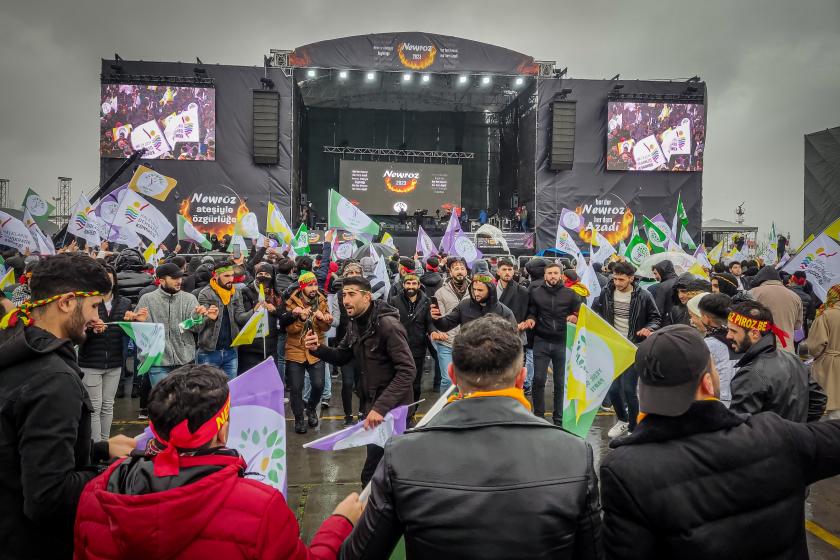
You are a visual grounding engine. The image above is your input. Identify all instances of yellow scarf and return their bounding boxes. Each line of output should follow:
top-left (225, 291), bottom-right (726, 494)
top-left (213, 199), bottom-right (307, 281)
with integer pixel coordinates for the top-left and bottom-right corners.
top-left (209, 278), bottom-right (235, 306)
top-left (447, 387), bottom-right (533, 411)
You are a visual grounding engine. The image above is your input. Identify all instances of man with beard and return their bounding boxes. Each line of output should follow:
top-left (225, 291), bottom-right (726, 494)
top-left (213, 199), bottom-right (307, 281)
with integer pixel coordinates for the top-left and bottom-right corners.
top-left (389, 273), bottom-right (435, 406)
top-left (431, 267), bottom-right (517, 333)
top-left (135, 263), bottom-right (209, 389)
top-left (0, 254), bottom-right (136, 559)
top-left (522, 262), bottom-right (582, 424)
top-left (726, 300), bottom-right (818, 422)
top-left (305, 276), bottom-right (415, 485)
top-left (238, 262), bottom-right (282, 374)
top-left (431, 258), bottom-right (470, 393)
top-left (197, 261), bottom-right (254, 380)
top-left (496, 258), bottom-right (533, 393)
top-left (281, 271), bottom-right (332, 434)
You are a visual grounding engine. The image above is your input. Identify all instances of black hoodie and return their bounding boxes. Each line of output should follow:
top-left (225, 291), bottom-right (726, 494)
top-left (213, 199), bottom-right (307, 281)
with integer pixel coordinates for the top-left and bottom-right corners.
top-left (0, 324), bottom-right (110, 559)
top-left (649, 260), bottom-right (679, 326)
top-left (432, 280), bottom-right (517, 333)
top-left (420, 270), bottom-right (444, 297)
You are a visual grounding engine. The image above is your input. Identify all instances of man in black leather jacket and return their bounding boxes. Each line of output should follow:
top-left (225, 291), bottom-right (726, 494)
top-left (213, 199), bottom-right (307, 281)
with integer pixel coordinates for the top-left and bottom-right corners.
top-left (340, 315), bottom-right (603, 560)
top-left (726, 300), bottom-right (823, 422)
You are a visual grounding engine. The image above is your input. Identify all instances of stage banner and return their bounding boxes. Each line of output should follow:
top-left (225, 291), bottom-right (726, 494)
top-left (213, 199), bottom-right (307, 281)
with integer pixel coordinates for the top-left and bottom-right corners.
top-left (289, 32), bottom-right (539, 75)
top-left (475, 232), bottom-right (534, 252)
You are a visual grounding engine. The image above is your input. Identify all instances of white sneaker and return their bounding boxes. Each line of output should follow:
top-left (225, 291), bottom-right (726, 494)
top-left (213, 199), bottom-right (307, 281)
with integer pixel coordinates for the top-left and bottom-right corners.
top-left (607, 420), bottom-right (629, 439)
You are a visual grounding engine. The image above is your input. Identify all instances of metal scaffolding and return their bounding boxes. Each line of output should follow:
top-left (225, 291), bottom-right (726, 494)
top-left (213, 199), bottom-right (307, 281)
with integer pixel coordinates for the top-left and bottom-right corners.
top-left (0, 179), bottom-right (8, 209)
top-left (53, 177), bottom-right (72, 228)
top-left (322, 145), bottom-right (475, 160)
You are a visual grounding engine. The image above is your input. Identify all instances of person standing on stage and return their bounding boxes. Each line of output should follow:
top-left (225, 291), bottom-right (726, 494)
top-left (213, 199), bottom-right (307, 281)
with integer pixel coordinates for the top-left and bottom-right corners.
top-left (305, 276), bottom-right (415, 485)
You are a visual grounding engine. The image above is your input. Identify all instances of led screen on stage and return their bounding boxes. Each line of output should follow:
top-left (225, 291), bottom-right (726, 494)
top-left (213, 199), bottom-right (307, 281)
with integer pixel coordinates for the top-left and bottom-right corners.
top-left (100, 83), bottom-right (216, 160)
top-left (338, 160), bottom-right (462, 215)
top-left (607, 101), bottom-right (705, 171)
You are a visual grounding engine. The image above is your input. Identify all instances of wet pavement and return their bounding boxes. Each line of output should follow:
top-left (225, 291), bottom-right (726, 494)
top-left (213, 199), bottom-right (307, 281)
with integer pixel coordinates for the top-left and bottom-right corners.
top-left (112, 364), bottom-right (840, 558)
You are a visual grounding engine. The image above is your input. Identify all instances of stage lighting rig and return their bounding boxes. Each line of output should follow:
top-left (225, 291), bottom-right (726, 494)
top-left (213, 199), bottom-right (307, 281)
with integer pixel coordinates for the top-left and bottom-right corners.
top-left (421, 74), bottom-right (430, 83)
top-left (307, 69), bottom-right (317, 78)
top-left (612, 83), bottom-right (624, 91)
top-left (260, 77), bottom-right (275, 89)
top-left (458, 75), bottom-right (468, 84)
top-left (338, 70), bottom-right (348, 79)
top-left (366, 72), bottom-right (376, 81)
top-left (514, 77), bottom-right (524, 86)
top-left (403, 72), bottom-right (412, 81)
top-left (687, 75), bottom-right (701, 83)
top-left (481, 75), bottom-right (491, 85)
top-left (555, 88), bottom-right (573, 100)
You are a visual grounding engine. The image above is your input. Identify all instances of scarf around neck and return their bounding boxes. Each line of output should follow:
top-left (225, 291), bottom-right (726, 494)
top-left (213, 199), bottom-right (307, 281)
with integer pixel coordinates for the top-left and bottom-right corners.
top-left (210, 277), bottom-right (235, 306)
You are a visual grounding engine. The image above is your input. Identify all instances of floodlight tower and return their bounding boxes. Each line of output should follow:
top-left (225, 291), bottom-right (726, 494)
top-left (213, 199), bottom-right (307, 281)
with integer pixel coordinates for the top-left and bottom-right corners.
top-left (54, 177), bottom-right (72, 228)
top-left (0, 179), bottom-right (8, 208)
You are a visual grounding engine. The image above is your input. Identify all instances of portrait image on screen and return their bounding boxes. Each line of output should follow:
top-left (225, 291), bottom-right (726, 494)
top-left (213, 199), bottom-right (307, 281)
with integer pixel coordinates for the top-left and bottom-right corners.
top-left (339, 160), bottom-right (462, 215)
top-left (606, 101), bottom-right (705, 171)
top-left (100, 84), bottom-right (216, 160)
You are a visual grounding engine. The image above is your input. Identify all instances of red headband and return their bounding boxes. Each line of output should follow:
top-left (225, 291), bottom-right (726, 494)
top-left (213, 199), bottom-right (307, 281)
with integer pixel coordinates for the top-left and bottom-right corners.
top-left (149, 396), bottom-right (231, 476)
top-left (728, 311), bottom-right (790, 348)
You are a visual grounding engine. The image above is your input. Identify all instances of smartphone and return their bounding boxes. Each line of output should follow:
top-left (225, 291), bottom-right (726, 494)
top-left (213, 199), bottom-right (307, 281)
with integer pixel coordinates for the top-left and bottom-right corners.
top-left (233, 246), bottom-right (242, 259)
top-left (430, 296), bottom-right (439, 307)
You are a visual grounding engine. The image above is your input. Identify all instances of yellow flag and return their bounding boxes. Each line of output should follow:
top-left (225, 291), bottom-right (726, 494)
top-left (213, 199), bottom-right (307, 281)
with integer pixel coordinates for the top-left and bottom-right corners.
top-left (266, 201), bottom-right (293, 243)
top-left (0, 268), bottom-right (15, 290)
top-left (231, 308), bottom-right (268, 347)
top-left (143, 243), bottom-right (160, 268)
top-left (823, 218), bottom-right (840, 242)
top-left (707, 240), bottom-right (724, 264)
top-left (128, 165), bottom-right (177, 202)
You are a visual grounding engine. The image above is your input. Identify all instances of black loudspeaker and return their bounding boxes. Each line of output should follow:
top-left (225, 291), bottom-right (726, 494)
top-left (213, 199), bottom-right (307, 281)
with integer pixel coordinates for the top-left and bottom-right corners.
top-left (549, 100), bottom-right (576, 171)
top-left (252, 90), bottom-right (279, 164)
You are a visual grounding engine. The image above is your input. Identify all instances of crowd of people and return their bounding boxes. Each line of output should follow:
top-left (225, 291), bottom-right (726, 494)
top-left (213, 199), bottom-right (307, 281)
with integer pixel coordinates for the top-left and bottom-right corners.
top-left (1, 233), bottom-right (840, 559)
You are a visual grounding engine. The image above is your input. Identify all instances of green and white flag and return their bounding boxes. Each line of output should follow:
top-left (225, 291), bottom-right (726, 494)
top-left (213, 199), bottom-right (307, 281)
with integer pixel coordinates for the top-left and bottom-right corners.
top-left (292, 224), bottom-right (310, 255)
top-left (327, 190), bottom-right (380, 236)
top-left (670, 193), bottom-right (688, 242)
top-left (115, 322), bottom-right (165, 375)
top-left (563, 306), bottom-right (637, 438)
top-left (624, 232), bottom-right (651, 266)
top-left (177, 215), bottom-right (212, 250)
top-left (179, 313), bottom-right (205, 332)
top-left (679, 225), bottom-right (697, 251)
top-left (642, 215), bottom-right (668, 254)
top-left (22, 188), bottom-right (55, 226)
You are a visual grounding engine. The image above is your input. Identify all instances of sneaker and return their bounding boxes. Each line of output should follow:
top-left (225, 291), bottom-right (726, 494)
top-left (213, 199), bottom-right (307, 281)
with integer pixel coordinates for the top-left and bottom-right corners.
top-left (607, 420), bottom-right (629, 439)
top-left (137, 409), bottom-right (149, 420)
top-left (307, 408), bottom-right (319, 428)
top-left (344, 415), bottom-right (355, 426)
top-left (294, 417), bottom-right (307, 434)
top-left (283, 397), bottom-right (290, 404)
top-left (321, 400), bottom-right (331, 408)
top-left (131, 387), bottom-right (140, 399)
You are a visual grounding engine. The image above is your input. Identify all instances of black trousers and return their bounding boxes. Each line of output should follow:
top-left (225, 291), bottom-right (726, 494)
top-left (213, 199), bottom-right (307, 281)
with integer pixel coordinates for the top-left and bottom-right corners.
top-left (287, 360), bottom-right (324, 418)
top-left (412, 354), bottom-right (425, 404)
top-left (427, 339), bottom-right (441, 388)
top-left (341, 361), bottom-right (357, 417)
top-left (362, 444), bottom-right (385, 487)
top-left (607, 365), bottom-right (640, 430)
top-left (532, 337), bottom-right (566, 423)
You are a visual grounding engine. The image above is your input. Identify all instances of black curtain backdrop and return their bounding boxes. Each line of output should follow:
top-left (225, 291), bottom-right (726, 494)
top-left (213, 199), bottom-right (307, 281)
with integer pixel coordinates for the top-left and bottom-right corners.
top-left (804, 127), bottom-right (840, 238)
top-left (534, 78), bottom-right (706, 251)
top-left (99, 60), bottom-right (293, 246)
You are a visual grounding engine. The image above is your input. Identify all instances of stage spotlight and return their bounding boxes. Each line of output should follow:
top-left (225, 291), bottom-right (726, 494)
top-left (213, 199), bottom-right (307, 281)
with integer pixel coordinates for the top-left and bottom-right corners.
top-left (481, 76), bottom-right (491, 85)
top-left (366, 72), bottom-right (375, 81)
top-left (421, 74), bottom-right (430, 83)
top-left (338, 70), bottom-right (348, 79)
top-left (403, 72), bottom-right (412, 82)
top-left (307, 69), bottom-right (316, 78)
top-left (458, 75), bottom-right (468, 84)
top-left (260, 77), bottom-right (275, 90)
top-left (514, 76), bottom-right (524, 86)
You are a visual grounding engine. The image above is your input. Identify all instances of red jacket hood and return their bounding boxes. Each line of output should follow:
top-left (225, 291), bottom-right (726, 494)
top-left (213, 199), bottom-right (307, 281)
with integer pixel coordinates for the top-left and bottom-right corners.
top-left (90, 456), bottom-right (246, 560)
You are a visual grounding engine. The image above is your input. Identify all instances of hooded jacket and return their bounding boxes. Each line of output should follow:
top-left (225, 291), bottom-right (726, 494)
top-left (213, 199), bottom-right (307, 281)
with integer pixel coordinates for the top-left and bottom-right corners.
top-left (432, 278), bottom-right (469, 349)
top-left (667, 273), bottom-right (696, 326)
top-left (601, 400), bottom-right (840, 560)
top-left (73, 452), bottom-right (352, 560)
top-left (389, 289), bottom-right (435, 359)
top-left (649, 260), bottom-right (679, 326)
top-left (312, 299), bottom-right (414, 416)
top-left (730, 333), bottom-right (811, 422)
top-left (419, 270), bottom-right (444, 297)
top-left (593, 280), bottom-right (661, 343)
top-left (0, 324), bottom-right (110, 559)
top-left (527, 282), bottom-right (582, 343)
top-left (77, 296), bottom-right (132, 369)
top-left (432, 281), bottom-right (517, 333)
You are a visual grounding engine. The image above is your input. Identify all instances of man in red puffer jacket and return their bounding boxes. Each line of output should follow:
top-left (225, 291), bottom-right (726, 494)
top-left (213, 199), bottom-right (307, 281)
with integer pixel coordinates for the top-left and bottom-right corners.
top-left (74, 364), bottom-right (363, 560)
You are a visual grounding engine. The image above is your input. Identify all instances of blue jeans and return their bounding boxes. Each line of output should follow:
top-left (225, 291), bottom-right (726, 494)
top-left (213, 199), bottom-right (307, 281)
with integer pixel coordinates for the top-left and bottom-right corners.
top-left (435, 342), bottom-right (453, 392)
top-left (533, 337), bottom-right (566, 422)
top-left (196, 348), bottom-right (239, 380)
top-left (304, 362), bottom-right (332, 401)
top-left (524, 347), bottom-right (534, 392)
top-left (148, 365), bottom-right (176, 388)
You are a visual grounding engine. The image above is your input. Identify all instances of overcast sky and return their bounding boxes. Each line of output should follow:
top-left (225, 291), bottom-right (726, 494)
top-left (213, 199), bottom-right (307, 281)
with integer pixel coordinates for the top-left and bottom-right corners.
top-left (1, 0), bottom-right (838, 243)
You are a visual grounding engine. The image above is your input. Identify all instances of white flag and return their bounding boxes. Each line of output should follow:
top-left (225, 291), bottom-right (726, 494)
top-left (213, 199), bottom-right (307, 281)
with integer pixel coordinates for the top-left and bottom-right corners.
top-left (68, 194), bottom-right (102, 247)
top-left (163, 103), bottom-right (201, 148)
top-left (588, 227), bottom-right (616, 265)
top-left (130, 119), bottom-right (171, 159)
top-left (0, 211), bottom-right (36, 253)
top-left (113, 190), bottom-right (174, 246)
top-left (22, 209), bottom-right (54, 255)
top-left (555, 220), bottom-right (584, 263)
top-left (781, 233), bottom-right (840, 302)
top-left (660, 120), bottom-right (692, 161)
top-left (632, 134), bottom-right (667, 171)
top-left (578, 262), bottom-right (602, 307)
top-left (373, 252), bottom-right (391, 295)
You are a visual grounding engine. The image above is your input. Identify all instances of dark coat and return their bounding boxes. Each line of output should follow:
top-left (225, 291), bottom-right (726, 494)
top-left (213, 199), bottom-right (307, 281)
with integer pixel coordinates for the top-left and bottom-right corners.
top-left (238, 282), bottom-right (281, 356)
top-left (419, 271), bottom-right (444, 298)
top-left (116, 270), bottom-right (154, 305)
top-left (433, 284), bottom-right (517, 332)
top-left (389, 291), bottom-right (434, 359)
top-left (498, 280), bottom-right (530, 322)
top-left (527, 282), bottom-right (582, 343)
top-left (312, 299), bottom-right (414, 416)
top-left (788, 285), bottom-right (816, 328)
top-left (593, 280), bottom-right (661, 343)
top-left (601, 400), bottom-right (840, 560)
top-left (77, 296), bottom-right (132, 369)
top-left (648, 260), bottom-right (678, 326)
top-left (341, 396), bottom-right (603, 560)
top-left (0, 324), bottom-right (110, 559)
top-left (730, 333), bottom-right (811, 422)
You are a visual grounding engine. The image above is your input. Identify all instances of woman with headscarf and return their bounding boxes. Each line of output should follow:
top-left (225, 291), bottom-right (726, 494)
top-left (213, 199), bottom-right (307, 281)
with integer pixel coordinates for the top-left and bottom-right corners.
top-left (806, 285), bottom-right (840, 419)
top-left (237, 262), bottom-right (282, 374)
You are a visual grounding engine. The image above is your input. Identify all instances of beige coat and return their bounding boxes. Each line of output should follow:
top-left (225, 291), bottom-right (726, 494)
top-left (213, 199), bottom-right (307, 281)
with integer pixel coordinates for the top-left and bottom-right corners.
top-left (807, 307), bottom-right (840, 410)
top-left (750, 281), bottom-right (802, 353)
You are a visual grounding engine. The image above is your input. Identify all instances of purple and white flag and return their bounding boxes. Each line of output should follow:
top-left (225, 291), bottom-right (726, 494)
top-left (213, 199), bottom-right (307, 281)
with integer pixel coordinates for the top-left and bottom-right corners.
top-left (304, 405), bottom-right (410, 451)
top-left (416, 226), bottom-right (438, 258)
top-left (438, 212), bottom-right (462, 254)
top-left (134, 358), bottom-right (287, 494)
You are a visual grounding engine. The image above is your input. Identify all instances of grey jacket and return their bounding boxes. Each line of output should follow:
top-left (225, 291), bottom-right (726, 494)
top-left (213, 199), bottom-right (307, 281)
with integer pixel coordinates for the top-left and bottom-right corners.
top-left (196, 285), bottom-right (252, 352)
top-left (433, 280), bottom-right (468, 348)
top-left (137, 287), bottom-right (200, 366)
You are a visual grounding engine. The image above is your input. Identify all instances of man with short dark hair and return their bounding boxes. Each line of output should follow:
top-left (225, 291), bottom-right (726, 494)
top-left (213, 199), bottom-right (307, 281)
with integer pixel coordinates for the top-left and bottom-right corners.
top-left (522, 262), bottom-right (582, 423)
top-left (0, 254), bottom-right (136, 559)
top-left (305, 276), bottom-right (415, 485)
top-left (726, 300), bottom-right (815, 421)
top-left (340, 315), bottom-right (602, 559)
top-left (389, 272), bottom-right (434, 406)
top-left (593, 260), bottom-right (660, 438)
top-left (431, 258), bottom-right (471, 393)
top-left (496, 258), bottom-right (533, 392)
top-left (728, 260), bottom-right (749, 291)
top-left (695, 292), bottom-right (738, 406)
top-left (601, 324), bottom-right (840, 559)
top-left (74, 364), bottom-right (362, 559)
